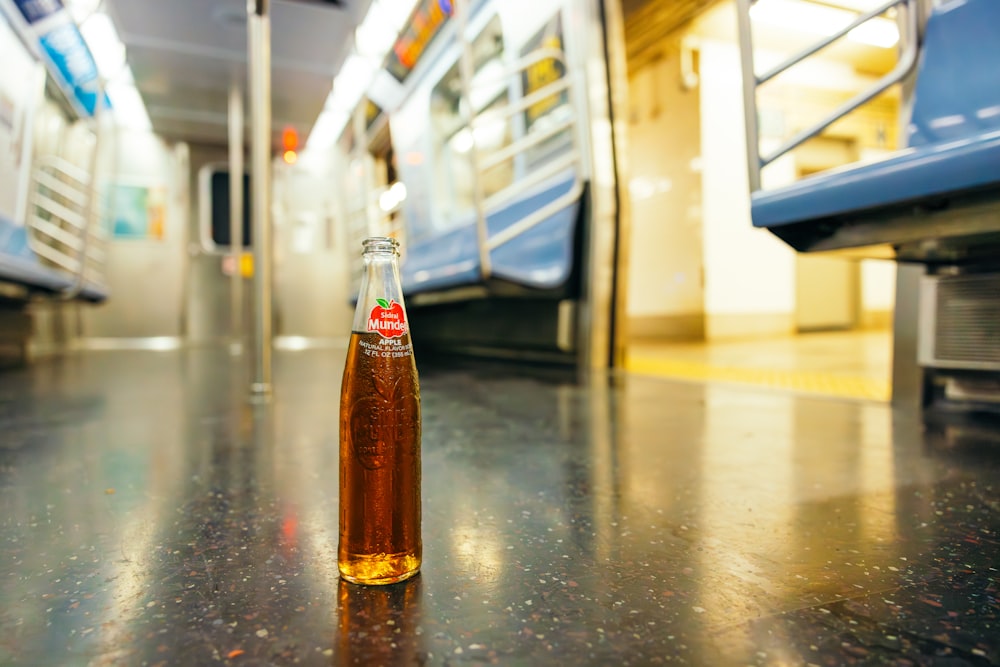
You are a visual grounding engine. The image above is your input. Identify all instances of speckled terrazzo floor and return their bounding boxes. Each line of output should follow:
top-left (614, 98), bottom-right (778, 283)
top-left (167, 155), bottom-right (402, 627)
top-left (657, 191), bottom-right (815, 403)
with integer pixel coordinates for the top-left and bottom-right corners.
top-left (1, 348), bottom-right (998, 665)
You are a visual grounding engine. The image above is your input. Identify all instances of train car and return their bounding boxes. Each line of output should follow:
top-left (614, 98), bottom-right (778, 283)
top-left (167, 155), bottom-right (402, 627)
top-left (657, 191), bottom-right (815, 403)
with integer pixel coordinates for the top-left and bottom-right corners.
top-left (331, 0), bottom-right (625, 367)
top-left (0, 0), bottom-right (111, 365)
top-left (2, 0), bottom-right (1000, 665)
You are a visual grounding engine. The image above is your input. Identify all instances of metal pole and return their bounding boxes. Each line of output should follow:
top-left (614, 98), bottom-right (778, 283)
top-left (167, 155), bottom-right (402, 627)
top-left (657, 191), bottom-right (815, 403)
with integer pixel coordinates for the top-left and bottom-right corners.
top-left (735, 0), bottom-right (762, 193)
top-left (248, 0), bottom-right (273, 395)
top-left (228, 83), bottom-right (245, 355)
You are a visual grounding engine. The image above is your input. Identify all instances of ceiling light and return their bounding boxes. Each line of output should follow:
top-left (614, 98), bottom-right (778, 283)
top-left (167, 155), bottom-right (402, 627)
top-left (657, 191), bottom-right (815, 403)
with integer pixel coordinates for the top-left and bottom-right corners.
top-left (79, 12), bottom-right (126, 79)
top-left (63, 0), bottom-right (102, 23)
top-left (307, 109), bottom-right (350, 149)
top-left (355, 0), bottom-right (399, 58)
top-left (105, 80), bottom-right (152, 129)
top-left (330, 54), bottom-right (377, 111)
top-left (380, 0), bottom-right (420, 31)
top-left (750, 0), bottom-right (899, 48)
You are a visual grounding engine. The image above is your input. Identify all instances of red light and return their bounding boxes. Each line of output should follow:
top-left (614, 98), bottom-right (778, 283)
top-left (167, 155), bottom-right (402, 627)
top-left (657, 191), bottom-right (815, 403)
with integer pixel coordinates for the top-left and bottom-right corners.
top-left (282, 126), bottom-right (299, 152)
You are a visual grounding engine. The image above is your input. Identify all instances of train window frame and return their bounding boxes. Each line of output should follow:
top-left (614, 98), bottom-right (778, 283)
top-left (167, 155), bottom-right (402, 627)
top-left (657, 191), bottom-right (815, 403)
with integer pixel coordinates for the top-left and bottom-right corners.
top-left (428, 14), bottom-right (513, 234)
top-left (197, 162), bottom-right (251, 254)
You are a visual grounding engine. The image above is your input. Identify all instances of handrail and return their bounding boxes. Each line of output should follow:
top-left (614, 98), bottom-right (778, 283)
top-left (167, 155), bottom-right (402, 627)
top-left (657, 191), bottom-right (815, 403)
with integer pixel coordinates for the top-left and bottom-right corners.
top-left (59, 91), bottom-right (102, 300)
top-left (478, 114), bottom-right (572, 171)
top-left (482, 150), bottom-right (578, 211)
top-left (34, 170), bottom-right (89, 208)
top-left (455, 31), bottom-right (583, 279)
top-left (26, 154), bottom-right (106, 296)
top-left (488, 179), bottom-right (584, 251)
top-left (736, 0), bottom-right (919, 192)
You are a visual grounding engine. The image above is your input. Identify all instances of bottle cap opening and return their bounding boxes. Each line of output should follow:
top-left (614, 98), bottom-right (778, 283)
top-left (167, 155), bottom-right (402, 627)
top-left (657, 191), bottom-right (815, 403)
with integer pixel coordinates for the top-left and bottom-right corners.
top-left (362, 237), bottom-right (399, 255)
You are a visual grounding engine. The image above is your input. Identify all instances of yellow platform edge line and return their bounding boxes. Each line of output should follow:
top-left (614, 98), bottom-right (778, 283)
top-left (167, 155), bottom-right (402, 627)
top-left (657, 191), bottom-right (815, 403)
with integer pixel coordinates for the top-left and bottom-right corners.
top-left (624, 355), bottom-right (891, 401)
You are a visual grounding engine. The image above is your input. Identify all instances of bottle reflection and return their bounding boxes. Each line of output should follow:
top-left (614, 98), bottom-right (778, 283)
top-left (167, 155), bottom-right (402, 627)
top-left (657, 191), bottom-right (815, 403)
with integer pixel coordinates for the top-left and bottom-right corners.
top-left (335, 577), bottom-right (425, 665)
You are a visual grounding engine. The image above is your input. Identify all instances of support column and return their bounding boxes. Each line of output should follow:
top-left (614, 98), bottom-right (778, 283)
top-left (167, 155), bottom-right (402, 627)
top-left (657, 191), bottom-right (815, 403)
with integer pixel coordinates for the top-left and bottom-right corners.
top-left (228, 83), bottom-right (245, 355)
top-left (248, 0), bottom-right (273, 396)
top-left (890, 263), bottom-right (925, 411)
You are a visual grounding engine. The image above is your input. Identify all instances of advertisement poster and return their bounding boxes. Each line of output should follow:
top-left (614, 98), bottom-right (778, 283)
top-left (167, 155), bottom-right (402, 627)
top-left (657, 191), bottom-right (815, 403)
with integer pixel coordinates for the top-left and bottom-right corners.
top-left (105, 183), bottom-right (166, 240)
top-left (518, 14), bottom-right (572, 169)
top-left (519, 14), bottom-right (567, 132)
top-left (9, 0), bottom-right (106, 118)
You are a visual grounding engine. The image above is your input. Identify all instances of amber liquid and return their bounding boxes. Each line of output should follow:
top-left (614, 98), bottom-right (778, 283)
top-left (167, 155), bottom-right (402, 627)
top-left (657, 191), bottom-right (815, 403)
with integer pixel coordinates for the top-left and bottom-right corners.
top-left (339, 331), bottom-right (421, 585)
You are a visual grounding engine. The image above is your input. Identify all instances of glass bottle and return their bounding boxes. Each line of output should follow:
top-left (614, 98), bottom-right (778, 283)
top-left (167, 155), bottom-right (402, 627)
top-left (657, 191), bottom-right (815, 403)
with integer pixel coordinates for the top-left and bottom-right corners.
top-left (338, 237), bottom-right (421, 585)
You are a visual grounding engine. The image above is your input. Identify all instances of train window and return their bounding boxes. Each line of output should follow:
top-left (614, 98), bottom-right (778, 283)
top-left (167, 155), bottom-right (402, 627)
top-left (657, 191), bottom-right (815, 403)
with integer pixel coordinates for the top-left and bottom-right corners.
top-left (429, 16), bottom-right (512, 230)
top-left (199, 166), bottom-right (251, 251)
top-left (519, 14), bottom-right (572, 170)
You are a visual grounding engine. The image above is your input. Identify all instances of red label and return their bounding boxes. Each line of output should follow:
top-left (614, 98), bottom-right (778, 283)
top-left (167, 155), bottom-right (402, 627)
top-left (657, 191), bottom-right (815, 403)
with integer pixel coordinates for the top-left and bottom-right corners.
top-left (367, 298), bottom-right (407, 338)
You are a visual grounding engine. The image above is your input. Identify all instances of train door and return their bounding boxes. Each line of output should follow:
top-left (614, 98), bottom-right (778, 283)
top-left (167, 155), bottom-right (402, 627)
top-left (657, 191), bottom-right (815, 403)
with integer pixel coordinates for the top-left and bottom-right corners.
top-left (324, 0), bottom-right (627, 368)
top-left (187, 145), bottom-right (247, 346)
top-left (271, 153), bottom-right (353, 344)
top-left (620, 0), bottom-right (899, 392)
top-left (623, 38), bottom-right (706, 342)
top-left (188, 145), bottom-right (354, 348)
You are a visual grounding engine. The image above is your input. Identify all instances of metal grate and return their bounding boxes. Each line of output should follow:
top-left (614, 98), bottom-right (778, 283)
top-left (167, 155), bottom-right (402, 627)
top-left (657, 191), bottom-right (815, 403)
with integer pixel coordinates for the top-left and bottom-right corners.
top-left (934, 274), bottom-right (1000, 366)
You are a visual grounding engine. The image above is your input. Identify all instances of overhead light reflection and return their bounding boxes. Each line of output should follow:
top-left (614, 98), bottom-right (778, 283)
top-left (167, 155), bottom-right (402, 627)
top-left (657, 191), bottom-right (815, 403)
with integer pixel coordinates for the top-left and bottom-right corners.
top-left (452, 521), bottom-right (503, 584)
top-left (378, 181), bottom-right (407, 211)
top-left (977, 106), bottom-right (1000, 120)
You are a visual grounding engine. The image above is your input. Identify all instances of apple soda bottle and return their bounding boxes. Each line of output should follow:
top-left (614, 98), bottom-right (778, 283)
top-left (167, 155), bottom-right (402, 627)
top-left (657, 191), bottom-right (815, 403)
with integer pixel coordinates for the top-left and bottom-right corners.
top-left (339, 237), bottom-right (421, 585)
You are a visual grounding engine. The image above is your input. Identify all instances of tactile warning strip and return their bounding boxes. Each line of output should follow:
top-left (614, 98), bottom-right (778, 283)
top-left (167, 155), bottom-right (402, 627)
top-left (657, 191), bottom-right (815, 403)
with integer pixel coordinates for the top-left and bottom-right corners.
top-left (624, 356), bottom-right (891, 401)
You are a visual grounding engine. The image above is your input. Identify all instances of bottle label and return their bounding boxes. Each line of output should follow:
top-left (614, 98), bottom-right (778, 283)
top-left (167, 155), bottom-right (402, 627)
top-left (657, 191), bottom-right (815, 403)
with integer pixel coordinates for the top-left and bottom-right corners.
top-left (367, 298), bottom-right (408, 339)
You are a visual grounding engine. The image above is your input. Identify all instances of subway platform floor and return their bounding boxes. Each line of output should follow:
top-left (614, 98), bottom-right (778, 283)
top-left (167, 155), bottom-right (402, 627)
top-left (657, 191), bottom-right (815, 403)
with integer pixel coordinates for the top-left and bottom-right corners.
top-left (1, 348), bottom-right (998, 666)
top-left (627, 329), bottom-right (893, 402)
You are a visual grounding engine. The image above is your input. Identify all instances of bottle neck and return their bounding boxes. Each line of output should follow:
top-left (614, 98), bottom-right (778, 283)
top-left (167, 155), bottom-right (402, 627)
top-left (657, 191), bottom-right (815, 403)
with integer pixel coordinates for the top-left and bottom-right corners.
top-left (352, 247), bottom-right (408, 336)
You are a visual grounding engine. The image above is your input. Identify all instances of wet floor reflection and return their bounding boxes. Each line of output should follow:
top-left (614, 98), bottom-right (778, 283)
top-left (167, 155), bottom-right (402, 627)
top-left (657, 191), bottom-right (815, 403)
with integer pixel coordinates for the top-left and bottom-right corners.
top-left (1, 349), bottom-right (999, 664)
top-left (336, 578), bottom-right (424, 665)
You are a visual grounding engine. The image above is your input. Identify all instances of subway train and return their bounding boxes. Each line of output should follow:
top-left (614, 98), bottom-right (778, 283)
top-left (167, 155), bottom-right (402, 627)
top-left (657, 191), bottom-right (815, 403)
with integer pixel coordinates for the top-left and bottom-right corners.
top-left (2, 0), bottom-right (1000, 664)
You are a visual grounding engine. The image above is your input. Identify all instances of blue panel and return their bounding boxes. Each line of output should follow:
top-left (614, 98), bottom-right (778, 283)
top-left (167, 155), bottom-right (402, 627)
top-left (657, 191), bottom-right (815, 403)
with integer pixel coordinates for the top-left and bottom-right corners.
top-left (752, 130), bottom-right (1000, 228)
top-left (0, 214), bottom-right (108, 301)
top-left (752, 0), bottom-right (1000, 232)
top-left (38, 22), bottom-right (102, 116)
top-left (12, 0), bottom-right (64, 24)
top-left (0, 216), bottom-right (33, 259)
top-left (400, 170), bottom-right (580, 295)
top-left (907, 0), bottom-right (1000, 147)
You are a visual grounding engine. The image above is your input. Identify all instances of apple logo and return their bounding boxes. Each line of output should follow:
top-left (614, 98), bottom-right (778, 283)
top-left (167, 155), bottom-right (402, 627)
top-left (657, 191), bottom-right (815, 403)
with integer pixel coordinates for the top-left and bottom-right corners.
top-left (367, 298), bottom-right (407, 338)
